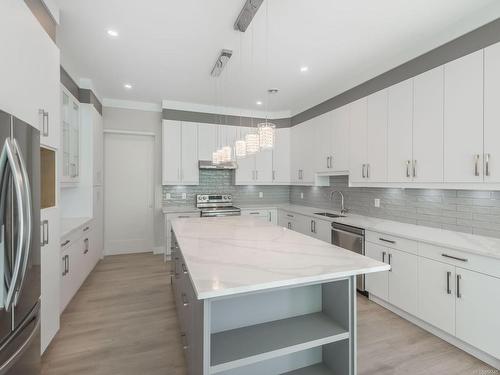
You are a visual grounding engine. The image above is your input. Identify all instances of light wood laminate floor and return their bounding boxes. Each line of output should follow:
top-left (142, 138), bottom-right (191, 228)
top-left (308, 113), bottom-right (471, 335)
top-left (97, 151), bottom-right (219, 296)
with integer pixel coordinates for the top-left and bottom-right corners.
top-left (42, 253), bottom-right (495, 375)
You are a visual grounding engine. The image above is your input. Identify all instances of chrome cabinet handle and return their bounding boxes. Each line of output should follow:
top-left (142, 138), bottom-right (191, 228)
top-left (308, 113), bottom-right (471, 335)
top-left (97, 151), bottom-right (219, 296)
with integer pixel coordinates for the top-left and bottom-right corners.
top-left (268, 212), bottom-right (271, 222)
top-left (181, 263), bottom-right (188, 274)
top-left (286, 214), bottom-right (294, 218)
top-left (177, 215), bottom-right (191, 219)
top-left (388, 253), bottom-right (392, 271)
top-left (326, 156), bottom-right (330, 169)
top-left (83, 226), bottom-right (90, 232)
top-left (249, 212), bottom-right (260, 215)
top-left (485, 153), bottom-right (490, 177)
top-left (287, 222), bottom-right (292, 229)
top-left (441, 253), bottom-right (468, 262)
top-left (406, 160), bottom-right (411, 178)
top-left (182, 293), bottom-right (189, 307)
top-left (44, 220), bottom-right (49, 246)
top-left (61, 240), bottom-right (70, 247)
top-left (446, 271), bottom-right (452, 295)
top-left (83, 238), bottom-right (89, 254)
top-left (39, 109), bottom-right (49, 137)
top-left (379, 237), bottom-right (396, 244)
top-left (382, 251), bottom-right (386, 263)
top-left (255, 170), bottom-right (258, 180)
top-left (62, 256), bottom-right (66, 276)
top-left (181, 333), bottom-right (188, 350)
top-left (362, 164), bottom-right (366, 178)
top-left (412, 160), bottom-right (417, 178)
top-left (474, 154), bottom-right (480, 177)
top-left (272, 170), bottom-right (276, 180)
top-left (310, 220), bottom-right (314, 233)
top-left (66, 255), bottom-right (70, 274)
top-left (456, 274), bottom-right (462, 298)
top-left (366, 163), bottom-right (370, 178)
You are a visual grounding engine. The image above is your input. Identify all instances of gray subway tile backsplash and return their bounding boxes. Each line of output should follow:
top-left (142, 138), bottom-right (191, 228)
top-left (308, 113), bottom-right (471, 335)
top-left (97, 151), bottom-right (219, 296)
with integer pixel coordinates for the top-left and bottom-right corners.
top-left (162, 172), bottom-right (500, 239)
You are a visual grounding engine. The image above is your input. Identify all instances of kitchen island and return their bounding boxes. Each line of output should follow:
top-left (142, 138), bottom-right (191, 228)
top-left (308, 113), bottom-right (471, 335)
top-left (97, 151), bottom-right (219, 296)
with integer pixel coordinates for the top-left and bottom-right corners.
top-left (170, 216), bottom-right (389, 375)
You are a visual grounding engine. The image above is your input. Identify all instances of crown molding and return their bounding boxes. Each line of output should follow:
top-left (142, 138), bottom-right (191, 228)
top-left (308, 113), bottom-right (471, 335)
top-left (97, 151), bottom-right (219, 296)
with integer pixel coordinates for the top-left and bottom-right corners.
top-left (102, 98), bottom-right (162, 112)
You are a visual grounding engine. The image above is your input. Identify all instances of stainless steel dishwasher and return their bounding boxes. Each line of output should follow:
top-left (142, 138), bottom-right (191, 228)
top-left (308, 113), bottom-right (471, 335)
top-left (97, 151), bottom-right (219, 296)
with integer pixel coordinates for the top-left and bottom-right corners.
top-left (331, 222), bottom-right (366, 293)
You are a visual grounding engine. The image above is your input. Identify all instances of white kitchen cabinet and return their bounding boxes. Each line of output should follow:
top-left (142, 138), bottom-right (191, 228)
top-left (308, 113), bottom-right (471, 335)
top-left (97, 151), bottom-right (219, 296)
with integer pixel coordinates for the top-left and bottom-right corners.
top-left (272, 128), bottom-right (291, 184)
top-left (92, 186), bottom-right (104, 262)
top-left (60, 239), bottom-right (80, 313)
top-left (417, 257), bottom-right (455, 335)
top-left (92, 109), bottom-right (104, 186)
top-left (164, 211), bottom-right (200, 260)
top-left (314, 113), bottom-right (333, 173)
top-left (255, 149), bottom-right (273, 184)
top-left (61, 88), bottom-right (80, 185)
top-left (0, 0), bottom-right (59, 141)
top-left (444, 50), bottom-right (484, 183)
top-left (413, 66), bottom-right (444, 183)
top-left (278, 210), bottom-right (298, 230)
top-left (455, 268), bottom-right (500, 360)
top-left (197, 123), bottom-right (217, 161)
top-left (162, 120), bottom-right (199, 185)
top-left (311, 218), bottom-right (332, 243)
top-left (366, 89), bottom-right (388, 182)
top-left (330, 105), bottom-right (350, 173)
top-left (348, 98), bottom-right (368, 183)
top-left (388, 248), bottom-right (418, 316)
top-left (290, 121), bottom-right (314, 185)
top-left (365, 242), bottom-right (389, 301)
top-left (387, 79), bottom-right (413, 182)
top-left (484, 42), bottom-right (500, 183)
top-left (41, 207), bottom-right (60, 353)
top-left (181, 122), bottom-right (199, 184)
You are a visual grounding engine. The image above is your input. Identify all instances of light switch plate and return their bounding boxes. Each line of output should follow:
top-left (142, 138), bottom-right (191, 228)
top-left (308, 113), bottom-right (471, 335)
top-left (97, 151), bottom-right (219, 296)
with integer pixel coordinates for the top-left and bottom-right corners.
top-left (182, 193), bottom-right (187, 200)
top-left (259, 192), bottom-right (263, 198)
top-left (374, 198), bottom-right (380, 208)
top-left (165, 193), bottom-right (171, 200)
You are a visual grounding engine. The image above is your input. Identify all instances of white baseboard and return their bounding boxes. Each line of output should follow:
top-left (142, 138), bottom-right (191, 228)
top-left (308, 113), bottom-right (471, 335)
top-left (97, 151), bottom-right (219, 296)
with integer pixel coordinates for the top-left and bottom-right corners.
top-left (369, 295), bottom-right (500, 370)
top-left (152, 246), bottom-right (164, 255)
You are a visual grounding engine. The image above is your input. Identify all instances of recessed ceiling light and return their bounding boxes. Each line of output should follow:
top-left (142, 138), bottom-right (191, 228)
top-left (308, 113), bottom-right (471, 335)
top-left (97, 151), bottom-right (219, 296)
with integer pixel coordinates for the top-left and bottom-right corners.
top-left (124, 83), bottom-right (132, 89)
top-left (107, 29), bottom-right (119, 37)
top-left (256, 101), bottom-right (263, 106)
top-left (300, 66), bottom-right (309, 72)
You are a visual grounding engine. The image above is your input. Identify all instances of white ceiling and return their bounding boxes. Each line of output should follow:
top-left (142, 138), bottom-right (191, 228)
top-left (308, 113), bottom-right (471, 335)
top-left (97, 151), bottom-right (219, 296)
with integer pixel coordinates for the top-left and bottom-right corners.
top-left (55, 0), bottom-right (500, 116)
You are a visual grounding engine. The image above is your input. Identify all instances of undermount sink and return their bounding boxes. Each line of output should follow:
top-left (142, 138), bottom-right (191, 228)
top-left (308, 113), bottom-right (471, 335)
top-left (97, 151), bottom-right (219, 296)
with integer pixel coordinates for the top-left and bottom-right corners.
top-left (314, 212), bottom-right (345, 218)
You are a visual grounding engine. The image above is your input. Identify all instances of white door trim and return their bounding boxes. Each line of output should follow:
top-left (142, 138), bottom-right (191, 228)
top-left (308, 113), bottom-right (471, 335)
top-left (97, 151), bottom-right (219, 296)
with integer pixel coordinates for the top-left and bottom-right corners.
top-left (103, 130), bottom-right (156, 255)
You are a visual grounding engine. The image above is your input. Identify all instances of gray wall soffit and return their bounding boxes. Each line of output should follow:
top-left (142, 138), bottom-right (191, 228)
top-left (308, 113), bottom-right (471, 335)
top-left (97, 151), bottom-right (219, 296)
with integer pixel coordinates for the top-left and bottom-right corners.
top-left (162, 109), bottom-right (291, 128)
top-left (292, 17), bottom-right (500, 126)
top-left (24, 0), bottom-right (56, 42)
top-left (79, 89), bottom-right (103, 115)
top-left (60, 66), bottom-right (80, 99)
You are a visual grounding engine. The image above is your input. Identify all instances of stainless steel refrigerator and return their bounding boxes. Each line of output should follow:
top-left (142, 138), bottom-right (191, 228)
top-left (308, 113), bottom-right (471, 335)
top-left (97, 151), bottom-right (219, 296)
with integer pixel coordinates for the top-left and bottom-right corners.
top-left (0, 109), bottom-right (40, 374)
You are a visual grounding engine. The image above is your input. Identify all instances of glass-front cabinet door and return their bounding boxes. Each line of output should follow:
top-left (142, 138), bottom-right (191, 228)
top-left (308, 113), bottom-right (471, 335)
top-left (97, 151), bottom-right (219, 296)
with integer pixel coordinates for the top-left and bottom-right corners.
top-left (61, 87), bottom-right (80, 185)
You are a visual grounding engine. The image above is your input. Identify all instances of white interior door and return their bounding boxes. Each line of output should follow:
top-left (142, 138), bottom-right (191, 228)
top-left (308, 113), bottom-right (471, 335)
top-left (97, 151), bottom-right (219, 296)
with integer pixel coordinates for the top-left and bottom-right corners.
top-left (104, 132), bottom-right (154, 255)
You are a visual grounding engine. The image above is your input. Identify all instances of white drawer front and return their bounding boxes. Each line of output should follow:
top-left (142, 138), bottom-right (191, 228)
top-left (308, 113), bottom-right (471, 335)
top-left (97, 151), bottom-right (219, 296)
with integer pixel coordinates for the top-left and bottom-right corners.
top-left (418, 242), bottom-right (500, 279)
top-left (366, 231), bottom-right (418, 255)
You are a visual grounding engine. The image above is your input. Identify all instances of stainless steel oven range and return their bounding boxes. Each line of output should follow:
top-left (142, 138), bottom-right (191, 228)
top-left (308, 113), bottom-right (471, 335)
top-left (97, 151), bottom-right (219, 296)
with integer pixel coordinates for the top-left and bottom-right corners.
top-left (196, 194), bottom-right (241, 217)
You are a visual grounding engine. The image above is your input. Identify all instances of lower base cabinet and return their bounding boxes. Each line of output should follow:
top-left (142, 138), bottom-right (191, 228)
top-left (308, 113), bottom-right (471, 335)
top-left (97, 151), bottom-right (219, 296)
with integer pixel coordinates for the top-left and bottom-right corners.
top-left (417, 257), bottom-right (455, 335)
top-left (455, 268), bottom-right (500, 360)
top-left (365, 242), bottom-right (389, 301)
top-left (241, 209), bottom-right (278, 224)
top-left (278, 210), bottom-right (332, 243)
top-left (60, 222), bottom-right (99, 313)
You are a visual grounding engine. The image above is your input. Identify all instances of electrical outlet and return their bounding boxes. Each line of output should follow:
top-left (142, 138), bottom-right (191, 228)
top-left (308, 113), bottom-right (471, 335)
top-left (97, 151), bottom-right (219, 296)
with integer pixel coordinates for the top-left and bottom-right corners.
top-left (182, 193), bottom-right (187, 200)
top-left (300, 192), bottom-right (304, 199)
top-left (259, 192), bottom-right (263, 198)
top-left (374, 198), bottom-right (381, 208)
top-left (165, 193), bottom-right (171, 200)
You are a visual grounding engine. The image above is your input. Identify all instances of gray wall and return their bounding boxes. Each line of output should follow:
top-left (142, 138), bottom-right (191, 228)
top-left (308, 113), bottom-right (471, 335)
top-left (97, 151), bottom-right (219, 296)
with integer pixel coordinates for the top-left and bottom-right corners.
top-left (290, 176), bottom-right (500, 239)
top-left (162, 170), bottom-right (290, 207)
top-left (102, 106), bottom-right (164, 248)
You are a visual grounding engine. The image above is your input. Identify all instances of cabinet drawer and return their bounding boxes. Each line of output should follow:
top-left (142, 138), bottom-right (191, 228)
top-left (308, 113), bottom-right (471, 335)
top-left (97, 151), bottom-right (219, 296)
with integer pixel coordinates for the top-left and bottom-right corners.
top-left (167, 212), bottom-right (200, 221)
top-left (418, 242), bottom-right (500, 279)
top-left (366, 231), bottom-right (418, 255)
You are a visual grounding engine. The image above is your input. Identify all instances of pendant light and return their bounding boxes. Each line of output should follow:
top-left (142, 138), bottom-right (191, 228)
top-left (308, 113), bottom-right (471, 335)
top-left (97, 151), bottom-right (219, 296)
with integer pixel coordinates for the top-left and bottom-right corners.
top-left (258, 0), bottom-right (276, 150)
top-left (235, 34), bottom-right (247, 159)
top-left (245, 21), bottom-right (260, 156)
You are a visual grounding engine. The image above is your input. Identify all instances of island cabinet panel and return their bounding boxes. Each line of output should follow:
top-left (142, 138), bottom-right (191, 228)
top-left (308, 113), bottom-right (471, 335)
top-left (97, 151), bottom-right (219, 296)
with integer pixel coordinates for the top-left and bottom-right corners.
top-left (365, 242), bottom-right (389, 301)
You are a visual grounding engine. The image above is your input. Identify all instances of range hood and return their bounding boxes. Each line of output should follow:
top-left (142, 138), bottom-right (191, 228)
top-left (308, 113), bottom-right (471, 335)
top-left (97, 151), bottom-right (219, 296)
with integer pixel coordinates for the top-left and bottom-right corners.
top-left (199, 160), bottom-right (238, 170)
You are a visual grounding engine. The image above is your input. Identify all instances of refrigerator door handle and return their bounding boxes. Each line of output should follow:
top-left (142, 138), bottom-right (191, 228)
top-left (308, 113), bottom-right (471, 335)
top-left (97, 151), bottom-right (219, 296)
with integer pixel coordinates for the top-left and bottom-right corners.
top-left (0, 138), bottom-right (26, 312)
top-left (12, 139), bottom-right (33, 303)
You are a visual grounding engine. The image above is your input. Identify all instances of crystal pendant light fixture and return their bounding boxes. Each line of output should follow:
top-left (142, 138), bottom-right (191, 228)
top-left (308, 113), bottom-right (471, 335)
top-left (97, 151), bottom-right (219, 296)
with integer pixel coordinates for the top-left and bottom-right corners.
top-left (212, 150), bottom-right (220, 165)
top-left (258, 121), bottom-right (275, 149)
top-left (245, 131), bottom-right (260, 155)
top-left (221, 146), bottom-right (232, 163)
top-left (235, 139), bottom-right (246, 158)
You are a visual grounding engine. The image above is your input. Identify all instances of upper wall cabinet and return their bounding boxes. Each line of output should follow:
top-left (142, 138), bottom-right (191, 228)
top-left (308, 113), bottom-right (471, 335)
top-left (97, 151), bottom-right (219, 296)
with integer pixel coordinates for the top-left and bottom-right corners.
top-left (366, 89), bottom-right (388, 182)
top-left (348, 98), bottom-right (368, 183)
top-left (387, 79), bottom-right (413, 182)
top-left (484, 42), bottom-right (500, 183)
top-left (412, 66), bottom-right (444, 183)
top-left (162, 120), bottom-right (199, 185)
top-left (272, 128), bottom-right (291, 184)
top-left (330, 105), bottom-right (350, 173)
top-left (291, 120), bottom-right (314, 185)
top-left (314, 112), bottom-right (333, 173)
top-left (0, 0), bottom-right (60, 147)
top-left (61, 87), bottom-right (80, 186)
top-left (444, 50), bottom-right (484, 183)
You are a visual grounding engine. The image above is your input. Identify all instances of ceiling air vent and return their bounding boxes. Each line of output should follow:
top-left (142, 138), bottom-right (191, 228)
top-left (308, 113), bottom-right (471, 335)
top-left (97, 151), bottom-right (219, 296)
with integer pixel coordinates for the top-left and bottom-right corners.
top-left (234, 0), bottom-right (264, 32)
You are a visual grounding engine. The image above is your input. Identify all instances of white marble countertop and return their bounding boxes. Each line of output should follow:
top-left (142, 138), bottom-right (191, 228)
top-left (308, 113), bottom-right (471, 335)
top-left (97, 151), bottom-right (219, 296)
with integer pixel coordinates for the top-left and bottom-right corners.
top-left (171, 216), bottom-right (390, 300)
top-left (60, 217), bottom-right (93, 239)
